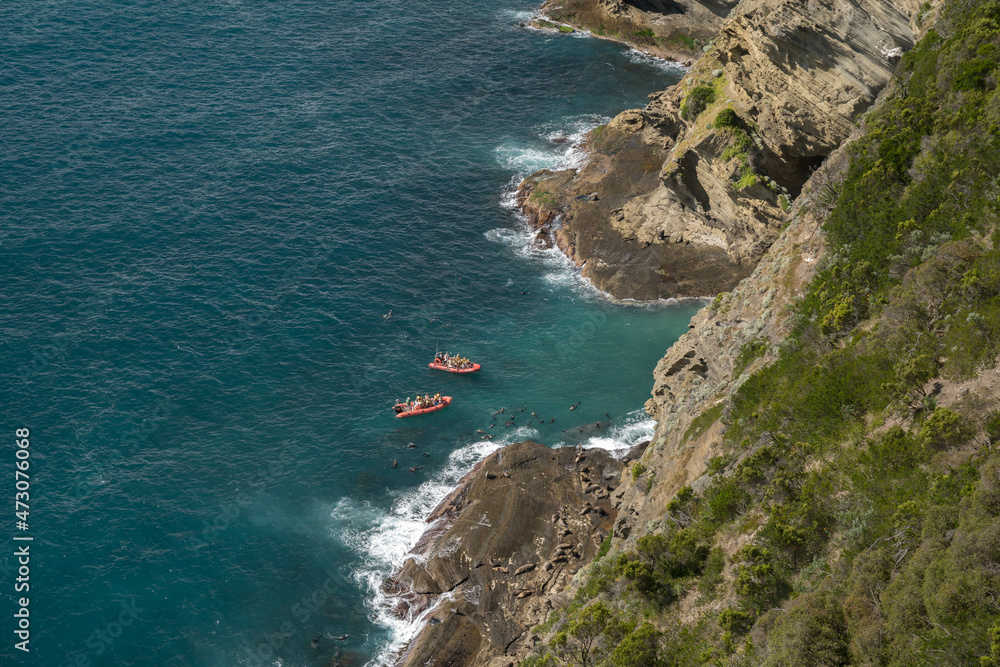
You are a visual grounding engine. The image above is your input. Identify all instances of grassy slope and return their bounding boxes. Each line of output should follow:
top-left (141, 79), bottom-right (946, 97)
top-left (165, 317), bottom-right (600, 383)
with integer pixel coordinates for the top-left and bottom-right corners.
top-left (521, 1), bottom-right (1000, 665)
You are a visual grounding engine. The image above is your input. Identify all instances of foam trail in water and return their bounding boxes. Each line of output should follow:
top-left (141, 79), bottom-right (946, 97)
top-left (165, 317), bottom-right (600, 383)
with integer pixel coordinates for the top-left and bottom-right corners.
top-left (343, 426), bottom-right (540, 666)
top-left (500, 8), bottom-right (539, 23)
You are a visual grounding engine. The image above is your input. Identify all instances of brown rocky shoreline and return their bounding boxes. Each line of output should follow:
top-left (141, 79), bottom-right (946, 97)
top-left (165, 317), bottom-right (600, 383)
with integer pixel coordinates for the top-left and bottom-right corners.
top-left (386, 440), bottom-right (646, 667)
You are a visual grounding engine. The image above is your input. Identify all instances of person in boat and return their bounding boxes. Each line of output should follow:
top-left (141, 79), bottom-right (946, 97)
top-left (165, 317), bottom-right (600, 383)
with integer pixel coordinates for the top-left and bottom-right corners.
top-left (434, 393), bottom-right (441, 405)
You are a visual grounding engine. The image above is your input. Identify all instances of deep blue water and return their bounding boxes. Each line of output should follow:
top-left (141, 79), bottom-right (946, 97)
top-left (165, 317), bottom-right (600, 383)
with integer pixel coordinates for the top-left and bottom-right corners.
top-left (0, 1), bottom-right (695, 664)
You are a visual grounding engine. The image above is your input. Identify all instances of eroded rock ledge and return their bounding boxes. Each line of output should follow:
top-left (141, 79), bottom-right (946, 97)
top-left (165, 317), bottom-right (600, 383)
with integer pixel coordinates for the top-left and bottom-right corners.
top-left (535, 0), bottom-right (739, 62)
top-left (519, 0), bottom-right (922, 301)
top-left (389, 440), bottom-right (640, 667)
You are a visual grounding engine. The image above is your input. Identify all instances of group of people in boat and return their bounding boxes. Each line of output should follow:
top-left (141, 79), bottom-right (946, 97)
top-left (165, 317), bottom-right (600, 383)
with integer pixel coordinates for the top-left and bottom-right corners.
top-left (395, 393), bottom-right (444, 414)
top-left (434, 352), bottom-right (473, 369)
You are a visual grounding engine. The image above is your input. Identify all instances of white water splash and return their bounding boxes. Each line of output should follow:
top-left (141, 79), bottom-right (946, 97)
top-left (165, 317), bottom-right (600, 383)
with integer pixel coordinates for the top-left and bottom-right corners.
top-left (493, 113), bottom-right (608, 181)
top-left (625, 47), bottom-right (688, 75)
top-left (499, 8), bottom-right (540, 23)
top-left (482, 224), bottom-right (609, 303)
top-left (578, 409), bottom-right (657, 458)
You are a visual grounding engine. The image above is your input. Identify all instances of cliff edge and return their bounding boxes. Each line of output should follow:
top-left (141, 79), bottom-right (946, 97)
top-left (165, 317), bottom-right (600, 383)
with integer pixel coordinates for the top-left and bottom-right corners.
top-left (520, 0), bottom-right (923, 300)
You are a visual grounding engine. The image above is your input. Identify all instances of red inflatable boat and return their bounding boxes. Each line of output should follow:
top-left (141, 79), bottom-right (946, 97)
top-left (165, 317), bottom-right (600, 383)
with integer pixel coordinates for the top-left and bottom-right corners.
top-left (428, 361), bottom-right (481, 374)
top-left (394, 396), bottom-right (452, 418)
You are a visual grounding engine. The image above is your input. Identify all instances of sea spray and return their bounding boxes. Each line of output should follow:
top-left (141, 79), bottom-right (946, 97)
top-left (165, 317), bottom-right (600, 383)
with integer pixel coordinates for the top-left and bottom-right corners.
top-left (494, 113), bottom-right (609, 182)
top-left (577, 409), bottom-right (657, 457)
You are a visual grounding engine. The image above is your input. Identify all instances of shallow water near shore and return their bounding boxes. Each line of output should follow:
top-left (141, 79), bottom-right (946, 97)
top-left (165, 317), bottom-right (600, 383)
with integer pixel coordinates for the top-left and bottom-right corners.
top-left (1, 0), bottom-right (692, 664)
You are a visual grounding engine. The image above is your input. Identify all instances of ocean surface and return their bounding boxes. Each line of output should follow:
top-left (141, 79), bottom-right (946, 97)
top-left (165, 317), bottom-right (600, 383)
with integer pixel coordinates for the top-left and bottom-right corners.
top-left (0, 1), bottom-right (695, 664)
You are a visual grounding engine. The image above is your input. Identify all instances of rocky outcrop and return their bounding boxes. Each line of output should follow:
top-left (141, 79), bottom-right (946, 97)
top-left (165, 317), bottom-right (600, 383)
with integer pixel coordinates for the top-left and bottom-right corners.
top-left (620, 153), bottom-right (840, 527)
top-left (535, 0), bottom-right (739, 61)
top-left (518, 82), bottom-right (784, 300)
top-left (390, 441), bottom-right (632, 667)
top-left (519, 0), bottom-right (923, 301)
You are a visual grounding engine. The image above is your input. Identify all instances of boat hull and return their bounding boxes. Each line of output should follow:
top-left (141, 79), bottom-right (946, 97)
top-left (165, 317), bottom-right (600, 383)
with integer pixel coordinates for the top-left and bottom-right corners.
top-left (394, 396), bottom-right (452, 418)
top-left (428, 362), bottom-right (481, 374)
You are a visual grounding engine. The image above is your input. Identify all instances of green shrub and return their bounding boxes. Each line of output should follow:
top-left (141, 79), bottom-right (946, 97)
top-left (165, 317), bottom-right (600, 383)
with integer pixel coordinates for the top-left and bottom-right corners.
top-left (733, 339), bottom-right (768, 376)
top-left (733, 545), bottom-right (788, 612)
top-left (703, 477), bottom-right (750, 526)
top-left (762, 591), bottom-right (849, 667)
top-left (682, 85), bottom-right (716, 121)
top-left (982, 619), bottom-right (1000, 667)
top-left (611, 622), bottom-right (662, 667)
top-left (918, 407), bottom-right (970, 449)
top-left (735, 169), bottom-right (759, 190)
top-left (985, 411), bottom-right (1000, 442)
top-left (520, 651), bottom-right (558, 667)
top-left (713, 107), bottom-right (742, 130)
top-left (632, 462), bottom-right (648, 480)
top-left (699, 548), bottom-right (726, 598)
top-left (718, 608), bottom-right (754, 635)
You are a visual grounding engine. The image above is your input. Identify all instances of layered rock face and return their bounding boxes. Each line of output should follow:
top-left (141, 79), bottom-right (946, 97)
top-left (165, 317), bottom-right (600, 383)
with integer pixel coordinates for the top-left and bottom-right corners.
top-left (520, 0), bottom-right (921, 301)
top-left (715, 0), bottom-right (920, 184)
top-left (391, 441), bottom-right (631, 667)
top-left (517, 103), bottom-right (764, 301)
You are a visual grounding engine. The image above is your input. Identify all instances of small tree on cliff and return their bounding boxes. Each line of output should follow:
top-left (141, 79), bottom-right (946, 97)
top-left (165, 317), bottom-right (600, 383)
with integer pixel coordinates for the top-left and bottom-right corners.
top-left (549, 601), bottom-right (631, 667)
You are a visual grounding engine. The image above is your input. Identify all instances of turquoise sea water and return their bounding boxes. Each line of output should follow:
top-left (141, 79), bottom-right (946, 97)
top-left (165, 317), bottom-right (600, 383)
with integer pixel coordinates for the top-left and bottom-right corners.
top-left (0, 0), bottom-right (697, 664)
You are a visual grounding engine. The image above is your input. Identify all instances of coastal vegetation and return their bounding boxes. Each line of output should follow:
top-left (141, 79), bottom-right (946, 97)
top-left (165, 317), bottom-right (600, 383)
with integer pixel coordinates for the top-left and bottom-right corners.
top-left (520, 0), bottom-right (1000, 664)
top-left (680, 85), bottom-right (716, 121)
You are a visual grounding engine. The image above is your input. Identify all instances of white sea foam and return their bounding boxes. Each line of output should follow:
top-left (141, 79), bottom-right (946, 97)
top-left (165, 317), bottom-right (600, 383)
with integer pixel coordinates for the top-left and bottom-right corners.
top-left (625, 48), bottom-right (688, 75)
top-left (346, 410), bottom-right (650, 665)
top-left (344, 426), bottom-right (541, 666)
top-left (500, 9), bottom-right (539, 23)
top-left (577, 409), bottom-right (657, 458)
top-left (494, 113), bottom-right (608, 181)
top-left (483, 224), bottom-right (607, 302)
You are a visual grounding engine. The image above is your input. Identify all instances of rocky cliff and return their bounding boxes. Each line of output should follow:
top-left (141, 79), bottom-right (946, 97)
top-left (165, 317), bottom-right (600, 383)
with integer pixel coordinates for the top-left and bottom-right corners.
top-left (520, 0), bottom-right (923, 300)
top-left (516, 0), bottom-right (1000, 662)
top-left (382, 0), bottom-right (1000, 663)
